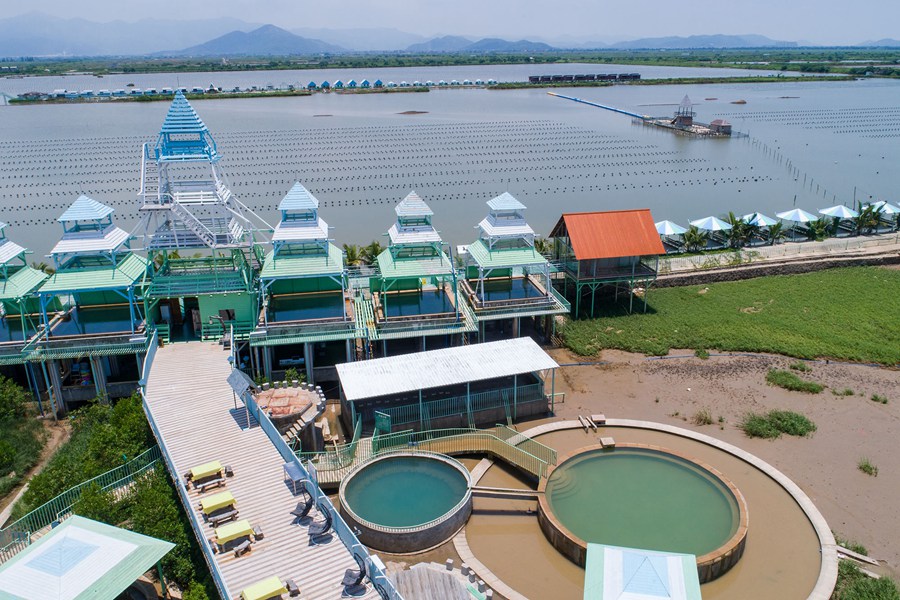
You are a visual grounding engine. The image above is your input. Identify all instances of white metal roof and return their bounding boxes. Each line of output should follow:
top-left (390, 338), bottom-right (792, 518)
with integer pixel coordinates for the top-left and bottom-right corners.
top-left (50, 225), bottom-right (130, 256)
top-left (395, 191), bottom-right (433, 217)
top-left (0, 238), bottom-right (26, 266)
top-left (278, 182), bottom-right (319, 211)
top-left (487, 192), bottom-right (527, 211)
top-left (272, 217), bottom-right (330, 242)
top-left (337, 337), bottom-right (558, 402)
top-left (388, 223), bottom-right (442, 245)
top-left (478, 215), bottom-right (535, 238)
top-left (57, 195), bottom-right (114, 222)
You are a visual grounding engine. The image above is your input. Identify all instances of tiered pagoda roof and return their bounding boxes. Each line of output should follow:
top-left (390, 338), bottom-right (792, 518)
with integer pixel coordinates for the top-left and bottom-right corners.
top-left (155, 90), bottom-right (219, 162)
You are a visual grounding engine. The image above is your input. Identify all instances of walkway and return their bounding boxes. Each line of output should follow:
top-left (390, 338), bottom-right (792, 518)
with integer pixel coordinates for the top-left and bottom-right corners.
top-left (144, 342), bottom-right (376, 599)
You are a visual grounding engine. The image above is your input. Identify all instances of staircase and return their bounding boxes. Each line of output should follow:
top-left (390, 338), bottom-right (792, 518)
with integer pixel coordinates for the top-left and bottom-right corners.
top-left (139, 144), bottom-right (160, 202)
top-left (169, 200), bottom-right (217, 247)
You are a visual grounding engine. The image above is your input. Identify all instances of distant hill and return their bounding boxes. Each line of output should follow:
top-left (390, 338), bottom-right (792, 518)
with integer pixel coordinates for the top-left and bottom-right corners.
top-left (463, 38), bottom-right (556, 52)
top-left (406, 35), bottom-right (474, 52)
top-left (858, 38), bottom-right (900, 47)
top-left (291, 27), bottom-right (426, 51)
top-left (612, 34), bottom-right (797, 49)
top-left (169, 25), bottom-right (345, 56)
top-left (0, 12), bottom-right (260, 57)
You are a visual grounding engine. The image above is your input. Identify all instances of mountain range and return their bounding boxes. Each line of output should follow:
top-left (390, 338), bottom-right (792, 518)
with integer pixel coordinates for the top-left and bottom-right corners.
top-left (0, 13), bottom-right (892, 58)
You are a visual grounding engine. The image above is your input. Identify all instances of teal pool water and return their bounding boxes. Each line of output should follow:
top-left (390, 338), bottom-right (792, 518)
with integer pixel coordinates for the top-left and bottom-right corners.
top-left (546, 447), bottom-right (739, 556)
top-left (343, 456), bottom-right (468, 528)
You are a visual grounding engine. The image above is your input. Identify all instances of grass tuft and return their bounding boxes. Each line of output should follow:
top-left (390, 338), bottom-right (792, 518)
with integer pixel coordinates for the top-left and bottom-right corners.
top-left (789, 361), bottom-right (812, 372)
top-left (740, 410), bottom-right (817, 439)
top-left (858, 458), bottom-right (879, 477)
top-left (694, 348), bottom-right (710, 360)
top-left (833, 560), bottom-right (900, 600)
top-left (832, 388), bottom-right (855, 397)
top-left (692, 408), bottom-right (713, 426)
top-left (871, 394), bottom-right (889, 405)
top-left (766, 369), bottom-right (824, 394)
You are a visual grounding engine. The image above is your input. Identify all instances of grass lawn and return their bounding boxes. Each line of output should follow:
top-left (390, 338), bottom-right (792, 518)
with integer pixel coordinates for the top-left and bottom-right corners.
top-left (561, 267), bottom-right (900, 365)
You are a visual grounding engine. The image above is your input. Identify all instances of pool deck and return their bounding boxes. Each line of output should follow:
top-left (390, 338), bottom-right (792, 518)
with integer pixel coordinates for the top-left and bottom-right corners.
top-left (454, 418), bottom-right (838, 600)
top-left (144, 342), bottom-right (377, 599)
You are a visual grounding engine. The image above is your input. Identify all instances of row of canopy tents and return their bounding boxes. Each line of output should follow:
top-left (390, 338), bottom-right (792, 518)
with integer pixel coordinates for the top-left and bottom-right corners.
top-left (656, 201), bottom-right (899, 250)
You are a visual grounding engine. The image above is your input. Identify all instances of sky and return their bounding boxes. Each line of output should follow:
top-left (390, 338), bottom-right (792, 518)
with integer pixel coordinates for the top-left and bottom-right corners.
top-left (12, 0), bottom-right (900, 45)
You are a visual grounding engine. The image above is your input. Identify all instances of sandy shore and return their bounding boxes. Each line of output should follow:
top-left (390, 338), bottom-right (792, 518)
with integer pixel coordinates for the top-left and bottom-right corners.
top-left (548, 347), bottom-right (900, 577)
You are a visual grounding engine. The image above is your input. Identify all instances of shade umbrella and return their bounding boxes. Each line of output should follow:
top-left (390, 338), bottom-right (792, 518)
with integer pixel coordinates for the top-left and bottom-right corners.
top-left (868, 200), bottom-right (900, 215)
top-left (775, 208), bottom-right (818, 223)
top-left (818, 205), bottom-right (859, 219)
top-left (689, 216), bottom-right (732, 231)
top-left (742, 212), bottom-right (778, 227)
top-left (655, 220), bottom-right (687, 236)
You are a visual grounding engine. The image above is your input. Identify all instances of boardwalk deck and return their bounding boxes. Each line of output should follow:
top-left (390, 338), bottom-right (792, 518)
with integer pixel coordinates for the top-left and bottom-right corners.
top-left (144, 342), bottom-right (377, 599)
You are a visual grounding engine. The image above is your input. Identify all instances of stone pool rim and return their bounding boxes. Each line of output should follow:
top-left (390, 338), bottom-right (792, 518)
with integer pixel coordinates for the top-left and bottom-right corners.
top-left (536, 442), bottom-right (749, 582)
top-left (339, 450), bottom-right (473, 553)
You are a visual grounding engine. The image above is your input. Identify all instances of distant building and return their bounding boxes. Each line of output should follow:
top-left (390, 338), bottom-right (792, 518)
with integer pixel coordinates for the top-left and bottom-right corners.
top-left (710, 119), bottom-right (732, 135)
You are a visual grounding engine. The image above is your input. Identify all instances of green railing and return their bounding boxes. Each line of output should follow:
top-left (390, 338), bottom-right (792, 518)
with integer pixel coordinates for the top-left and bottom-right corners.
top-left (377, 382), bottom-right (545, 429)
top-left (302, 426), bottom-right (555, 484)
top-left (296, 417), bottom-right (362, 472)
top-left (0, 445), bottom-right (162, 562)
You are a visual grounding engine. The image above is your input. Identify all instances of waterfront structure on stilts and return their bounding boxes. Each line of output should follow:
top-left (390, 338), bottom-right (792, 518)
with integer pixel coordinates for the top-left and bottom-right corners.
top-left (137, 91), bottom-right (263, 345)
top-left (459, 193), bottom-right (569, 342)
top-left (250, 182), bottom-right (362, 383)
top-left (33, 196), bottom-right (148, 411)
top-left (550, 209), bottom-right (665, 317)
top-left (367, 192), bottom-right (475, 356)
top-left (0, 223), bottom-right (53, 405)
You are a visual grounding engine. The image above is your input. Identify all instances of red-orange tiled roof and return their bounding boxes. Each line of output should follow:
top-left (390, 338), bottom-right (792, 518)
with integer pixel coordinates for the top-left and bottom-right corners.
top-left (550, 209), bottom-right (665, 260)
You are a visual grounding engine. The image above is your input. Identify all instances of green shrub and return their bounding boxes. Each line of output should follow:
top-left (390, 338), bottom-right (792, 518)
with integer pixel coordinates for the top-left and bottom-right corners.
top-left (766, 369), bottom-right (824, 393)
top-left (789, 361), bottom-right (812, 372)
top-left (832, 388), bottom-right (855, 397)
top-left (833, 534), bottom-right (868, 556)
top-left (833, 560), bottom-right (900, 600)
top-left (871, 394), bottom-right (888, 405)
top-left (694, 348), bottom-right (710, 360)
top-left (858, 458), bottom-right (878, 477)
top-left (0, 375), bottom-right (29, 421)
top-left (741, 410), bottom-right (816, 439)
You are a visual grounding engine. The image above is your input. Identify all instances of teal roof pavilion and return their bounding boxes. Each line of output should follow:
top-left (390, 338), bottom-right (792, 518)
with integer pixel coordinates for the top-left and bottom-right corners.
top-left (155, 91), bottom-right (219, 162)
top-left (0, 515), bottom-right (174, 600)
top-left (583, 543), bottom-right (702, 600)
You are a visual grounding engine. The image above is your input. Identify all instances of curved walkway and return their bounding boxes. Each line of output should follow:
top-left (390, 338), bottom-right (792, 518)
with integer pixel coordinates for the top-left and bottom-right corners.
top-left (454, 418), bottom-right (838, 600)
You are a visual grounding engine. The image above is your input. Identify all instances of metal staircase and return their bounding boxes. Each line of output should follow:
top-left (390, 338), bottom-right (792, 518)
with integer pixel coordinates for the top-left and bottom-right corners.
top-left (168, 200), bottom-right (217, 247)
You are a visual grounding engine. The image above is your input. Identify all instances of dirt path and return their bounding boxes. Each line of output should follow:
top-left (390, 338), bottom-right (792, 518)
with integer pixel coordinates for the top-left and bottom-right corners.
top-left (0, 419), bottom-right (71, 525)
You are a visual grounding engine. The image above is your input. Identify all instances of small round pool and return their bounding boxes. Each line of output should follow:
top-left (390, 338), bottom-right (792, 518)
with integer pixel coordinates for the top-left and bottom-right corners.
top-left (340, 451), bottom-right (472, 553)
top-left (538, 444), bottom-right (748, 582)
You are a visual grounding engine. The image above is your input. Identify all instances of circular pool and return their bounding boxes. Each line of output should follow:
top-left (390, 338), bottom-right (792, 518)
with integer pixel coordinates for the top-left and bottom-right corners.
top-left (537, 443), bottom-right (748, 582)
top-left (340, 451), bottom-right (472, 553)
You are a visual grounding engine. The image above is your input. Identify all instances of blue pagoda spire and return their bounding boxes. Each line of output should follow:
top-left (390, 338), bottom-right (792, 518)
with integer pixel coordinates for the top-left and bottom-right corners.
top-left (155, 91), bottom-right (219, 162)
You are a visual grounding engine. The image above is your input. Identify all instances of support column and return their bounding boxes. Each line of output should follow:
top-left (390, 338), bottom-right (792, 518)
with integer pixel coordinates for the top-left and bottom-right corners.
top-left (303, 343), bottom-right (314, 384)
top-left (418, 389), bottom-right (424, 431)
top-left (346, 339), bottom-right (352, 362)
top-left (512, 317), bottom-right (520, 338)
top-left (551, 369), bottom-right (556, 414)
top-left (263, 347), bottom-right (273, 381)
top-left (89, 355), bottom-right (108, 403)
top-left (466, 382), bottom-right (471, 428)
top-left (47, 360), bottom-right (66, 415)
top-left (513, 374), bottom-right (518, 421)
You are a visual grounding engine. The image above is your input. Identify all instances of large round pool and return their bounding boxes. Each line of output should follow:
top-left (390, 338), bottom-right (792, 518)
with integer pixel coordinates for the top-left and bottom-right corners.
top-left (340, 452), bottom-right (472, 553)
top-left (537, 444), bottom-right (748, 581)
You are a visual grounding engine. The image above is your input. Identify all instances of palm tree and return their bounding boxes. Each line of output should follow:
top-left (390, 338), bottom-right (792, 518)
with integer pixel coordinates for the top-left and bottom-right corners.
top-left (682, 225), bottom-right (709, 253)
top-left (806, 218), bottom-right (831, 241)
top-left (767, 222), bottom-right (786, 246)
top-left (31, 261), bottom-right (55, 275)
top-left (343, 244), bottom-right (363, 266)
top-left (853, 205), bottom-right (881, 235)
top-left (534, 236), bottom-right (553, 257)
top-left (360, 240), bottom-right (384, 265)
top-left (724, 212), bottom-right (752, 248)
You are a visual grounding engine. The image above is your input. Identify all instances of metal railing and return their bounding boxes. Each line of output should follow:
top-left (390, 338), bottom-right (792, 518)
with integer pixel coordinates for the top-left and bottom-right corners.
top-left (242, 390), bottom-right (403, 599)
top-left (139, 329), bottom-right (233, 600)
top-left (0, 445), bottom-right (162, 563)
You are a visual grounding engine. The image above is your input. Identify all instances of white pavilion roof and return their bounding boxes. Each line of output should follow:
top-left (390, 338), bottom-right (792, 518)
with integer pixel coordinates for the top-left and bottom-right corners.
top-left (487, 192), bottom-right (527, 211)
top-left (388, 223), bottom-right (442, 245)
top-left (0, 238), bottom-right (27, 266)
top-left (395, 191), bottom-right (433, 218)
top-left (51, 224), bottom-right (130, 256)
top-left (57, 195), bottom-right (114, 223)
top-left (272, 217), bottom-right (330, 242)
top-left (278, 182), bottom-right (319, 212)
top-left (478, 215), bottom-right (535, 239)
